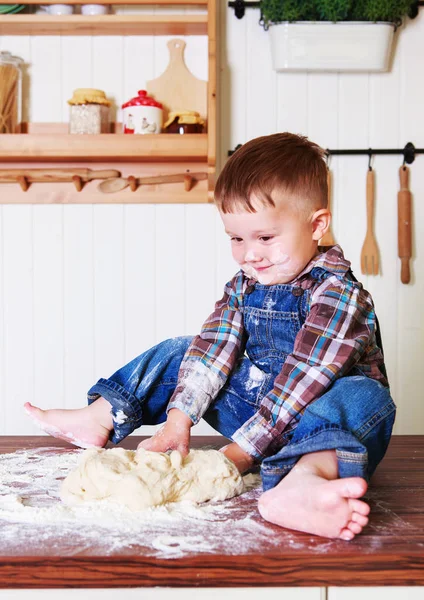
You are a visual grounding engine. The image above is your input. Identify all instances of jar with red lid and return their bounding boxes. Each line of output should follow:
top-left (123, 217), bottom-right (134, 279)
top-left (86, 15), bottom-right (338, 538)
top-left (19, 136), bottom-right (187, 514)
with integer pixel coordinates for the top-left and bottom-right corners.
top-left (122, 90), bottom-right (163, 134)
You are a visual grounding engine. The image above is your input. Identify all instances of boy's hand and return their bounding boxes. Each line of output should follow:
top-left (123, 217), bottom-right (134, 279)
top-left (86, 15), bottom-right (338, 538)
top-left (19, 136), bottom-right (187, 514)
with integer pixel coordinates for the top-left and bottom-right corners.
top-left (220, 442), bottom-right (255, 474)
top-left (137, 408), bottom-right (192, 457)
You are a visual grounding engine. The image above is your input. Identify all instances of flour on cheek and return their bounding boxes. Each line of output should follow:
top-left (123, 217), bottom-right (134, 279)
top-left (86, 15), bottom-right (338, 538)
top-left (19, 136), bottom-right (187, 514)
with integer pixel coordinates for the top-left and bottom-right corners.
top-left (269, 244), bottom-right (298, 278)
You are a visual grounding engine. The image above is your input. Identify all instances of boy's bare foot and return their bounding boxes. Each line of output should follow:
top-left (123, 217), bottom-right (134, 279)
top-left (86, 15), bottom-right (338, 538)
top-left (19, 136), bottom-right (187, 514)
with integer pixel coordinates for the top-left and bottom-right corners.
top-left (258, 451), bottom-right (370, 541)
top-left (24, 398), bottom-right (113, 449)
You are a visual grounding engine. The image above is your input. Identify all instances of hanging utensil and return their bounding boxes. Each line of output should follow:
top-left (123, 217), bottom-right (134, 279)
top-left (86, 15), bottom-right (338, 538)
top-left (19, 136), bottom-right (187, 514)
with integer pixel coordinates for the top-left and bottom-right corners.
top-left (360, 165), bottom-right (380, 276)
top-left (320, 168), bottom-right (335, 246)
top-left (98, 172), bottom-right (208, 194)
top-left (398, 165), bottom-right (412, 284)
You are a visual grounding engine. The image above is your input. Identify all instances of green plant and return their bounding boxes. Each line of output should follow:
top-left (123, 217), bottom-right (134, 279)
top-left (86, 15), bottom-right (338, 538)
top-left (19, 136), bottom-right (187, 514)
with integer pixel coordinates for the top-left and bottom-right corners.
top-left (349, 0), bottom-right (414, 20)
top-left (315, 0), bottom-right (353, 21)
top-left (261, 0), bottom-right (415, 25)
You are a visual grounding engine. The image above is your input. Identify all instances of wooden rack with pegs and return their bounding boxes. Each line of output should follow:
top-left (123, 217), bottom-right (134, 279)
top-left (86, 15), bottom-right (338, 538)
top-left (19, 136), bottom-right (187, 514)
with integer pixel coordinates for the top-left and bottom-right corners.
top-left (98, 171), bottom-right (208, 193)
top-left (0, 168), bottom-right (121, 191)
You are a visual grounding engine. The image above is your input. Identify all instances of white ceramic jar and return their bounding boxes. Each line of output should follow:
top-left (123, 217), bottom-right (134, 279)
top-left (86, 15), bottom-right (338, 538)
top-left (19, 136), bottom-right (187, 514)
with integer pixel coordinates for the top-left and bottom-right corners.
top-left (122, 90), bottom-right (163, 134)
top-left (81, 5), bottom-right (108, 15)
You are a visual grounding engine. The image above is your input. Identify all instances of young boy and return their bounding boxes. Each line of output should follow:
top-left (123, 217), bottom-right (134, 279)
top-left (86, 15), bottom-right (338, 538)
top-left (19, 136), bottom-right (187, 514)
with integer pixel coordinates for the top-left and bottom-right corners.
top-left (25, 133), bottom-right (396, 542)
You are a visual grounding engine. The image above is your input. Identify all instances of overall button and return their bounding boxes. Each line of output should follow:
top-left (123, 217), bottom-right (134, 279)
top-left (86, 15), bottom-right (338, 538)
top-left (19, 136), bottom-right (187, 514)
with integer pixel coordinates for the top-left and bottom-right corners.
top-left (245, 285), bottom-right (255, 295)
top-left (292, 287), bottom-right (303, 297)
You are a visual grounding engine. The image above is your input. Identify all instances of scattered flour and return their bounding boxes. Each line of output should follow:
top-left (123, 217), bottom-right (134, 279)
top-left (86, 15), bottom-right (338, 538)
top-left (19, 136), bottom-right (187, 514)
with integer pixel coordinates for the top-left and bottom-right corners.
top-left (0, 447), bottom-right (276, 558)
top-left (244, 364), bottom-right (265, 392)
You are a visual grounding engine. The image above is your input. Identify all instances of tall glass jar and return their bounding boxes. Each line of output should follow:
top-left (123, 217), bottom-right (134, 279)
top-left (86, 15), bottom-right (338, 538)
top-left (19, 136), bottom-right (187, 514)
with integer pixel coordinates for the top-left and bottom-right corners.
top-left (0, 51), bottom-right (23, 134)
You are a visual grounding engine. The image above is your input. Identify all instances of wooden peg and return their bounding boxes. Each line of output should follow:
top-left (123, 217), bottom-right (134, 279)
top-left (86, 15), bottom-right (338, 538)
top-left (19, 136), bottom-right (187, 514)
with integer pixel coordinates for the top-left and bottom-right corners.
top-left (17, 176), bottom-right (29, 192)
top-left (128, 176), bottom-right (137, 192)
top-left (72, 175), bottom-right (83, 192)
top-left (184, 175), bottom-right (193, 192)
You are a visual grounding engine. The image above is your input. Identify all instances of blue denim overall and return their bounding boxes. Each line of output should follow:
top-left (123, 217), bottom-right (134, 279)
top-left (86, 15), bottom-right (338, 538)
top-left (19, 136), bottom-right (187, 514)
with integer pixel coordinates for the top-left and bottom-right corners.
top-left (87, 272), bottom-right (396, 490)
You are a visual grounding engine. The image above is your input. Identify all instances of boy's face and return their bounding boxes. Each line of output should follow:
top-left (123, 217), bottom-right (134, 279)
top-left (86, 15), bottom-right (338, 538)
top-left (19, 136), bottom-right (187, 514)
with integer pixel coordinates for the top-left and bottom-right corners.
top-left (221, 196), bottom-right (326, 285)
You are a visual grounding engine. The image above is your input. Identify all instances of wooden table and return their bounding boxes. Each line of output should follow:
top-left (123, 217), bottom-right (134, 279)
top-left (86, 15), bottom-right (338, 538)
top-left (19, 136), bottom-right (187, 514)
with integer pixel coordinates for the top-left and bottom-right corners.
top-left (0, 435), bottom-right (423, 589)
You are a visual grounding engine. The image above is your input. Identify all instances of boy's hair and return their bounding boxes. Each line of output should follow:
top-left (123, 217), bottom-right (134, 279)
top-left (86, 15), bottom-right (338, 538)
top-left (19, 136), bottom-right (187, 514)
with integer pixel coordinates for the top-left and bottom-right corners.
top-left (215, 132), bottom-right (328, 215)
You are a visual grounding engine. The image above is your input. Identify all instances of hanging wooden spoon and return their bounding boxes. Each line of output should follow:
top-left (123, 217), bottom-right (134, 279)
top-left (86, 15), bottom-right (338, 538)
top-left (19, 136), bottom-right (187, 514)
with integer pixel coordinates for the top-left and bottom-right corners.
top-left (320, 168), bottom-right (336, 246)
top-left (398, 165), bottom-right (412, 284)
top-left (98, 172), bottom-right (208, 193)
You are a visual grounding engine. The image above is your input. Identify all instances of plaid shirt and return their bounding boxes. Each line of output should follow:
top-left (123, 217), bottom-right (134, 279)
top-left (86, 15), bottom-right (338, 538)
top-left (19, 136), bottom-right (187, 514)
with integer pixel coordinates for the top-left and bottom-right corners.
top-left (168, 245), bottom-right (388, 459)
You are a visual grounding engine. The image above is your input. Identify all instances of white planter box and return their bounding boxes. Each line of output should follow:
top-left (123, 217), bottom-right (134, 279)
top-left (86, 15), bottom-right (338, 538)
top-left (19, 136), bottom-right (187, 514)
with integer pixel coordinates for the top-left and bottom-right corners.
top-left (269, 22), bottom-right (395, 72)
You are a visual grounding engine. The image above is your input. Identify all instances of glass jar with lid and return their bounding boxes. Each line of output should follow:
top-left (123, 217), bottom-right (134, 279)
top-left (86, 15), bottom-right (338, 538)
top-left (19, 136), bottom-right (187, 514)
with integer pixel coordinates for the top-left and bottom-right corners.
top-left (163, 110), bottom-right (204, 134)
top-left (68, 88), bottom-right (111, 134)
top-left (0, 50), bottom-right (23, 134)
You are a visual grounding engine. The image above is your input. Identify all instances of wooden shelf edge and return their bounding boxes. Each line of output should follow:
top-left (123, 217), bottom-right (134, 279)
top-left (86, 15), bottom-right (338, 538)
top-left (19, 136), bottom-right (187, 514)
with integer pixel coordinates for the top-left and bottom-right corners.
top-left (0, 14), bottom-right (208, 36)
top-left (0, 133), bottom-right (208, 162)
top-left (0, 0), bottom-right (207, 5)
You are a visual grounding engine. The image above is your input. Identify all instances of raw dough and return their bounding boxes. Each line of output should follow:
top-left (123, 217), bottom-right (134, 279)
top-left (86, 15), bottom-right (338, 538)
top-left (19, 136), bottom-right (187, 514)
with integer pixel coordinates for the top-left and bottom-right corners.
top-left (60, 447), bottom-right (245, 510)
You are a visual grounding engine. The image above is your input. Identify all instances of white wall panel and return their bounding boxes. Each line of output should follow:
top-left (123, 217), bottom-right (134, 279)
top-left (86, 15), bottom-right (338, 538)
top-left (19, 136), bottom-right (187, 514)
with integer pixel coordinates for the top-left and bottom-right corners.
top-left (245, 11), bottom-right (277, 139)
top-left (123, 204), bottom-right (157, 361)
top-left (61, 37), bottom-right (93, 120)
top-left (155, 204), bottom-right (186, 341)
top-left (29, 37), bottom-right (62, 122)
top-left (33, 205), bottom-right (64, 410)
top-left (276, 72), bottom-right (308, 136)
top-left (63, 205), bottom-right (95, 408)
top-left (0, 8), bottom-right (423, 438)
top-left (2, 207), bottom-right (35, 434)
top-left (93, 205), bottom-right (125, 380)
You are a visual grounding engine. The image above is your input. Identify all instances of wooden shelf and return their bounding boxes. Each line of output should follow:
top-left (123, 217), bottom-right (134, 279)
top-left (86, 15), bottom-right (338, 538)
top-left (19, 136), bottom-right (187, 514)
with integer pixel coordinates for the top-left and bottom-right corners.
top-left (0, 0), bottom-right (217, 203)
top-left (0, 132), bottom-right (208, 162)
top-left (0, 0), bottom-right (207, 4)
top-left (0, 14), bottom-right (208, 36)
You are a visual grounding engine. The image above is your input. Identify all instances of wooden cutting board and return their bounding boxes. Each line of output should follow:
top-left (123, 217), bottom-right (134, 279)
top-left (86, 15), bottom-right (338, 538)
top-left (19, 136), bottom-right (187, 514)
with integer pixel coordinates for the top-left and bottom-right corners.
top-left (146, 38), bottom-right (207, 125)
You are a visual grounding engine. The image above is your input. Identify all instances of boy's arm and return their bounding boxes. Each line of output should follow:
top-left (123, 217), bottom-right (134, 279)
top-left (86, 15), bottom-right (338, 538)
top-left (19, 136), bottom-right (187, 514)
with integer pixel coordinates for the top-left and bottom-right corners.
top-left (139, 273), bottom-right (247, 455)
top-left (232, 276), bottom-right (380, 460)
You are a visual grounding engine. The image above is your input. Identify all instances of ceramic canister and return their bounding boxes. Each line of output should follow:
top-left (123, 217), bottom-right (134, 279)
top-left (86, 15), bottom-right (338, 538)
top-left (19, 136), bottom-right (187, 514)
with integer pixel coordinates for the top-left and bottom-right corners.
top-left (122, 90), bottom-right (163, 134)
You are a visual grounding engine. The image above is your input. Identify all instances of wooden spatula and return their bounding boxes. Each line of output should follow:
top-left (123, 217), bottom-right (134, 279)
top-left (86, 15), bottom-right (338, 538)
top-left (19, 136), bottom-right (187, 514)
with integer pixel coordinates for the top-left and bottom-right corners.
top-left (360, 168), bottom-right (380, 276)
top-left (320, 168), bottom-right (336, 247)
top-left (398, 165), bottom-right (412, 284)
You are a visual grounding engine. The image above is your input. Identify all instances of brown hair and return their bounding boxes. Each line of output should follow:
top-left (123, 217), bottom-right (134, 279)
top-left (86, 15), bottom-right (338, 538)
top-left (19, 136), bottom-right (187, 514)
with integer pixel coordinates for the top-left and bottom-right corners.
top-left (215, 132), bottom-right (328, 215)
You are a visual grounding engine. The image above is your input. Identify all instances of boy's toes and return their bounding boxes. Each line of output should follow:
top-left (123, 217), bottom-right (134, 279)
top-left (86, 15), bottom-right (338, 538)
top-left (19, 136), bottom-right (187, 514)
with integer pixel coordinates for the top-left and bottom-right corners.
top-left (351, 512), bottom-right (369, 527)
top-left (24, 402), bottom-right (42, 418)
top-left (339, 527), bottom-right (355, 541)
top-left (349, 498), bottom-right (370, 516)
top-left (345, 520), bottom-right (363, 535)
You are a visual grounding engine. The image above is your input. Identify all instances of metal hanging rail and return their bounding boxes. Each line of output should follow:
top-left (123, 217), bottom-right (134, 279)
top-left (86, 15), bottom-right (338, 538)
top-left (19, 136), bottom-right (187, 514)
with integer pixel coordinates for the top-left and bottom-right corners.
top-left (228, 0), bottom-right (424, 19)
top-left (229, 143), bottom-right (423, 163)
top-left (326, 143), bottom-right (422, 164)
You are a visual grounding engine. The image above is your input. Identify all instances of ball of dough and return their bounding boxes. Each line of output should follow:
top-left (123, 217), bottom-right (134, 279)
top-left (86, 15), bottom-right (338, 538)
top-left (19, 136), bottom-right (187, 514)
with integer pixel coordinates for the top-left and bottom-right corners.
top-left (60, 447), bottom-right (245, 510)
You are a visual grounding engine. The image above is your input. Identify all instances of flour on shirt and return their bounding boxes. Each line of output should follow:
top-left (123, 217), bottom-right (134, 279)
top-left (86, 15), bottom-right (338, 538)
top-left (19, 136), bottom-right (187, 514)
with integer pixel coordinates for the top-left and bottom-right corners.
top-left (171, 361), bottom-right (223, 419)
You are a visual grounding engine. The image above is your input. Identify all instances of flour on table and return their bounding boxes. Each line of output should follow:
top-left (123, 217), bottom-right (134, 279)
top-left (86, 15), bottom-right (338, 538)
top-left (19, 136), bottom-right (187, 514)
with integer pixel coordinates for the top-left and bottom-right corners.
top-left (0, 447), bottom-right (274, 558)
top-left (61, 447), bottom-right (245, 510)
